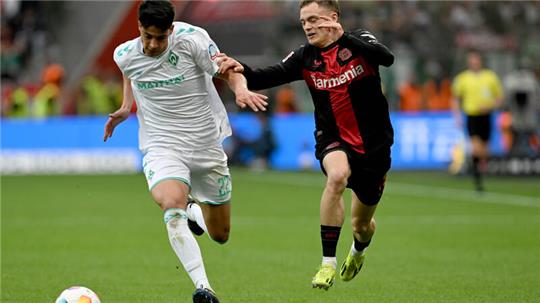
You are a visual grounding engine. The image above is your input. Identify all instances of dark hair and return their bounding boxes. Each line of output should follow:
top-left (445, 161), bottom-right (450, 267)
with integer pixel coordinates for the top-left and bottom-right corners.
top-left (467, 49), bottom-right (484, 61)
top-left (138, 0), bottom-right (175, 31)
top-left (467, 49), bottom-right (481, 56)
top-left (300, 0), bottom-right (340, 17)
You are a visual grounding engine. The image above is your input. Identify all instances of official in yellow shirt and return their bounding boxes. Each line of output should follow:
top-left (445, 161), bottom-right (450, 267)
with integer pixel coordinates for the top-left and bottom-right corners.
top-left (451, 50), bottom-right (503, 191)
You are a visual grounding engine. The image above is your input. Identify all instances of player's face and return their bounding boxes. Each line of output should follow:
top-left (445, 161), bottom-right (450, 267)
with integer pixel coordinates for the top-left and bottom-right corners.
top-left (300, 3), bottom-right (336, 48)
top-left (467, 53), bottom-right (483, 71)
top-left (139, 23), bottom-right (173, 57)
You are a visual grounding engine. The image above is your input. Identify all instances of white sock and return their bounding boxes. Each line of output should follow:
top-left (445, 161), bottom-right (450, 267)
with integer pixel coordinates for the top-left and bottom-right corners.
top-left (186, 202), bottom-right (208, 234)
top-left (164, 208), bottom-right (212, 290)
top-left (322, 257), bottom-right (337, 268)
top-left (351, 243), bottom-right (367, 257)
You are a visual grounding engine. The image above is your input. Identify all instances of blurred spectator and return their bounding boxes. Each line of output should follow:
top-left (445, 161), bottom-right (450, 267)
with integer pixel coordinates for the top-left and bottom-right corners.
top-left (503, 59), bottom-right (540, 156)
top-left (399, 74), bottom-right (424, 111)
top-left (250, 112), bottom-right (276, 171)
top-left (498, 111), bottom-right (514, 153)
top-left (424, 78), bottom-right (452, 111)
top-left (7, 84), bottom-right (31, 117)
top-left (33, 63), bottom-right (64, 117)
top-left (275, 84), bottom-right (298, 113)
top-left (2, 1), bottom-right (539, 117)
top-left (1, 26), bottom-right (23, 81)
top-left (77, 74), bottom-right (114, 115)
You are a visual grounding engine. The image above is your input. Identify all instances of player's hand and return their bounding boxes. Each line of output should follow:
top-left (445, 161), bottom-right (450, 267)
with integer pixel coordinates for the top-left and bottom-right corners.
top-left (318, 16), bottom-right (344, 42)
top-left (235, 89), bottom-right (268, 112)
top-left (103, 107), bottom-right (131, 142)
top-left (216, 53), bottom-right (244, 74)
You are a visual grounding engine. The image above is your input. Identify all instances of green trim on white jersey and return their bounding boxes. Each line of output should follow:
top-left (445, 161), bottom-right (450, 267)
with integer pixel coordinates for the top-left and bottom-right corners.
top-left (199, 199), bottom-right (231, 206)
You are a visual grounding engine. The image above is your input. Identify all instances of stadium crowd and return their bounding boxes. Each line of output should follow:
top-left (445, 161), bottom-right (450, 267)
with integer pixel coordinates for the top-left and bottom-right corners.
top-left (2, 1), bottom-right (538, 157)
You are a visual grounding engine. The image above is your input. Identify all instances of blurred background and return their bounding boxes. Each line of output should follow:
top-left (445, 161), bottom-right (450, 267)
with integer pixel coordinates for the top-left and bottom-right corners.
top-left (2, 2), bottom-right (540, 302)
top-left (1, 0), bottom-right (539, 174)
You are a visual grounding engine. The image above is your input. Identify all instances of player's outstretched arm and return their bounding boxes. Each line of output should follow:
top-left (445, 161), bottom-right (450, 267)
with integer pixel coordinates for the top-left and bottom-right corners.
top-left (347, 30), bottom-right (394, 67)
top-left (216, 52), bottom-right (303, 91)
top-left (103, 76), bottom-right (134, 142)
top-left (216, 70), bottom-right (268, 112)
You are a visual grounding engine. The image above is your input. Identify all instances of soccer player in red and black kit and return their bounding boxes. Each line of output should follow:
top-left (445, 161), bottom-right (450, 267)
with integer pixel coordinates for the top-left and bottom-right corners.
top-left (219, 0), bottom-right (394, 290)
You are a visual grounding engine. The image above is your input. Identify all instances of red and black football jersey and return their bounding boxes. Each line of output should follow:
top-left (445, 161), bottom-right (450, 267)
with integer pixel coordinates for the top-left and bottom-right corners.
top-left (242, 30), bottom-right (394, 156)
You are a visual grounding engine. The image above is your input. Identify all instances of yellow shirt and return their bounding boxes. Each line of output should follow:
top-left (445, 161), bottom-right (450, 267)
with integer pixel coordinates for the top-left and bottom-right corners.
top-left (452, 69), bottom-right (503, 116)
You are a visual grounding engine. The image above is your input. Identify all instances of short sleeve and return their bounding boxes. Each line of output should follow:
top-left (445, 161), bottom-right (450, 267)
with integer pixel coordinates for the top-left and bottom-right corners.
top-left (185, 29), bottom-right (220, 76)
top-left (113, 40), bottom-right (136, 77)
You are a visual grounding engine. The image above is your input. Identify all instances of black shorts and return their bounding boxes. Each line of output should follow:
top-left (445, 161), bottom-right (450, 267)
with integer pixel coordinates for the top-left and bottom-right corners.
top-left (466, 114), bottom-right (492, 142)
top-left (315, 132), bottom-right (391, 206)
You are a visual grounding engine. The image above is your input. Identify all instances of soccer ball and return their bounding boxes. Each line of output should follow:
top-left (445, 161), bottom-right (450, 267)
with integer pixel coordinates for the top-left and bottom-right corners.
top-left (55, 286), bottom-right (101, 303)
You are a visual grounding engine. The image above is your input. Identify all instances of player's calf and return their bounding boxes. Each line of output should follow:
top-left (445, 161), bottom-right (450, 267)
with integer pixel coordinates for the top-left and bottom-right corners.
top-left (207, 225), bottom-right (229, 244)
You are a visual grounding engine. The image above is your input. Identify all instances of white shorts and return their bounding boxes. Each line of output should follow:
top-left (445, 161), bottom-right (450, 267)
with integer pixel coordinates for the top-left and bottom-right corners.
top-left (142, 146), bottom-right (232, 205)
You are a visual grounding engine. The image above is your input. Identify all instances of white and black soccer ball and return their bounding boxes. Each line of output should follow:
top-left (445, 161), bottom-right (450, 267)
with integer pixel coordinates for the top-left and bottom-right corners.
top-left (55, 286), bottom-right (101, 303)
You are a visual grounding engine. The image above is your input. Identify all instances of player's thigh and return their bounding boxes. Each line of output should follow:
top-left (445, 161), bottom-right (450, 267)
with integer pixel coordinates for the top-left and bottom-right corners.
top-left (470, 136), bottom-right (485, 155)
top-left (143, 148), bottom-right (191, 209)
top-left (190, 147), bottom-right (232, 239)
top-left (143, 148), bottom-right (191, 191)
top-left (190, 146), bottom-right (232, 205)
top-left (348, 149), bottom-right (390, 208)
top-left (321, 149), bottom-right (351, 182)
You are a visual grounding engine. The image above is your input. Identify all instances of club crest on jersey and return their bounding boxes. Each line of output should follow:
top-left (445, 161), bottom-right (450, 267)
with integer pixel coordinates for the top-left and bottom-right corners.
top-left (168, 51), bottom-right (179, 66)
top-left (313, 59), bottom-right (322, 68)
top-left (208, 44), bottom-right (219, 60)
top-left (338, 48), bottom-right (352, 61)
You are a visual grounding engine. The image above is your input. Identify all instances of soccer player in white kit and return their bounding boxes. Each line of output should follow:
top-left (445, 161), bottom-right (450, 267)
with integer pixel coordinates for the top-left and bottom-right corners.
top-left (103, 2), bottom-right (267, 302)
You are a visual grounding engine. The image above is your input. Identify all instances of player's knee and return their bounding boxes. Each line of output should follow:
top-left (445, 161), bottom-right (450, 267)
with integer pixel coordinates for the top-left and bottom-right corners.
top-left (326, 170), bottom-right (349, 190)
top-left (155, 195), bottom-right (187, 211)
top-left (157, 200), bottom-right (183, 211)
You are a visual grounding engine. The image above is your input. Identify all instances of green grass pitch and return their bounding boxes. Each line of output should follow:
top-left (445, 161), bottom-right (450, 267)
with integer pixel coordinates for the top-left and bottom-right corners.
top-left (2, 169), bottom-right (539, 302)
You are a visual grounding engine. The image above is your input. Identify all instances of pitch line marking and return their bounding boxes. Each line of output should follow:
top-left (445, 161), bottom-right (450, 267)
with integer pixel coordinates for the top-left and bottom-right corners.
top-left (245, 174), bottom-right (540, 208)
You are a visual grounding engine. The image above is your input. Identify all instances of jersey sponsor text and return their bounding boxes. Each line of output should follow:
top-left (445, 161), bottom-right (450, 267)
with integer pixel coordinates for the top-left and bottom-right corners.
top-left (311, 64), bottom-right (364, 89)
top-left (135, 75), bottom-right (185, 90)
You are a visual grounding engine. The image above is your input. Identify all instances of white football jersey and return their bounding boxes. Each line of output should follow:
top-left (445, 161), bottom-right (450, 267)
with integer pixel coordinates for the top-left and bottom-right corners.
top-left (113, 22), bottom-right (232, 152)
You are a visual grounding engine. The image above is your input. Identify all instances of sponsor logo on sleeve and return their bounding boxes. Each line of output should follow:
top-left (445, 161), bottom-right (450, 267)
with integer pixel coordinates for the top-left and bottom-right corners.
top-left (208, 44), bottom-right (219, 60)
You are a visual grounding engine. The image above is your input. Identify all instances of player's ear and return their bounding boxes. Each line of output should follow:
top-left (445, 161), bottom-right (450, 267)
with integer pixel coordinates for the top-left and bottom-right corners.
top-left (330, 11), bottom-right (339, 22)
top-left (167, 24), bottom-right (174, 35)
